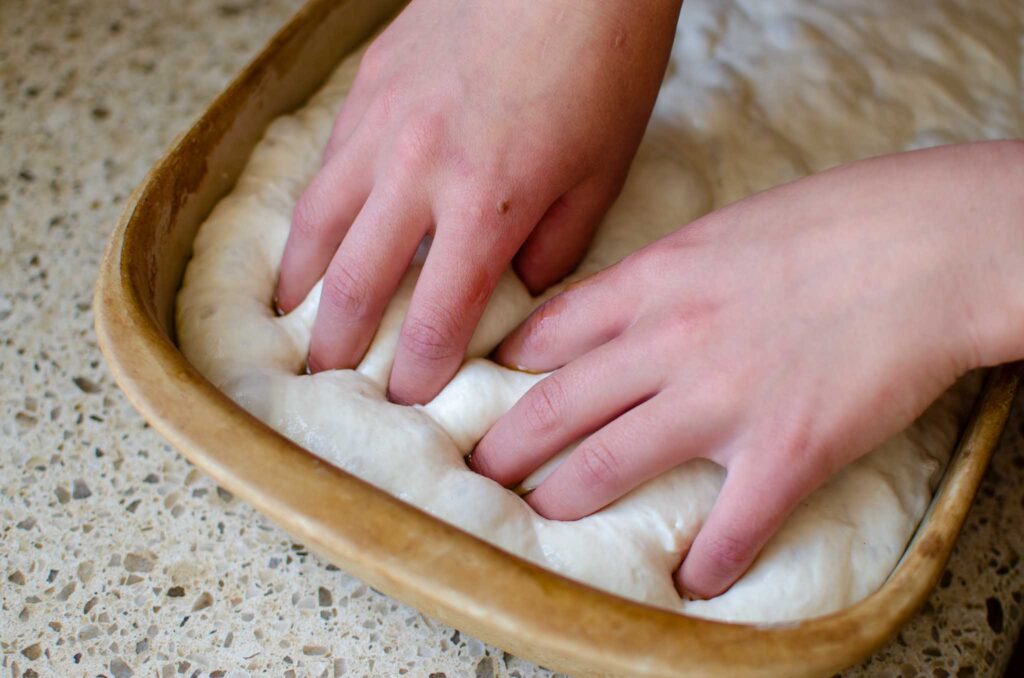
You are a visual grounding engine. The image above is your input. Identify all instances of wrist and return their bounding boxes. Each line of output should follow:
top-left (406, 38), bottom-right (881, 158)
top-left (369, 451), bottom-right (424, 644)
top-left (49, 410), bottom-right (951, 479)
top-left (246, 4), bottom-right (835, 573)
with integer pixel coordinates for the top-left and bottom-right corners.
top-left (950, 141), bottom-right (1024, 370)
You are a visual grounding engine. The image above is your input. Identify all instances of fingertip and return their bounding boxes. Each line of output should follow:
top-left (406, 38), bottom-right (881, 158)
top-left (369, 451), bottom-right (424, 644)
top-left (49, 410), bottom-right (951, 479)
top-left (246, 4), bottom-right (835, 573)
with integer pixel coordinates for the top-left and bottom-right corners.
top-left (306, 330), bottom-right (361, 375)
top-left (513, 187), bottom-right (605, 296)
top-left (513, 251), bottom-right (575, 297)
top-left (524, 486), bottom-right (582, 522)
top-left (305, 350), bottom-right (327, 375)
top-left (384, 375), bottom-right (447, 407)
top-left (675, 513), bottom-right (763, 601)
top-left (274, 252), bottom-right (303, 314)
top-left (467, 436), bottom-right (520, 488)
top-left (676, 460), bottom-right (813, 602)
top-left (276, 149), bottom-right (375, 318)
top-left (673, 566), bottom-right (705, 601)
top-left (512, 259), bottom-right (549, 297)
top-left (273, 283), bottom-right (299, 315)
top-left (385, 372), bottom-right (445, 406)
top-left (385, 386), bottom-right (416, 406)
top-left (674, 558), bottom-right (722, 601)
top-left (492, 335), bottom-right (525, 372)
top-left (493, 294), bottom-right (567, 373)
top-left (387, 302), bottom-right (474, 407)
top-left (466, 447), bottom-right (490, 477)
top-left (523, 488), bottom-right (551, 518)
top-left (672, 568), bottom-right (689, 599)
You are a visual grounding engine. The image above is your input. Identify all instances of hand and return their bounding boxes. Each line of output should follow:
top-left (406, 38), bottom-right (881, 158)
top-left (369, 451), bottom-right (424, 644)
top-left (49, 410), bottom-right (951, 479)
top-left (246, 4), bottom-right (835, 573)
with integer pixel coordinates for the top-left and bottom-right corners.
top-left (471, 141), bottom-right (1024, 598)
top-left (276, 0), bottom-right (682, 403)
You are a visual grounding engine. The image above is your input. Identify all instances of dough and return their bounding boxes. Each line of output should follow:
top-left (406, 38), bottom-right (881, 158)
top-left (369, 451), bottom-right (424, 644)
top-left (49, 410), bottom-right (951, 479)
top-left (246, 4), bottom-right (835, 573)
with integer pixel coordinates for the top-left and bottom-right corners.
top-left (176, 0), bottom-right (1021, 622)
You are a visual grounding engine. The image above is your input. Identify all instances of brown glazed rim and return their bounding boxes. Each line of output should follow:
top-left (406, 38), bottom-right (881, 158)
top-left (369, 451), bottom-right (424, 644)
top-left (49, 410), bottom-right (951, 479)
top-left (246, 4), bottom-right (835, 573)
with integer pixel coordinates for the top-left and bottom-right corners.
top-left (92, 0), bottom-right (1021, 675)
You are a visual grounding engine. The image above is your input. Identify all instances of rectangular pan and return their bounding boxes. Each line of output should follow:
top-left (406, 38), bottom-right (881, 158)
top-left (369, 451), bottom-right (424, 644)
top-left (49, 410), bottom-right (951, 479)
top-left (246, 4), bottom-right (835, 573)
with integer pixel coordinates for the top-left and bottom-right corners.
top-left (93, 1), bottom-right (1020, 675)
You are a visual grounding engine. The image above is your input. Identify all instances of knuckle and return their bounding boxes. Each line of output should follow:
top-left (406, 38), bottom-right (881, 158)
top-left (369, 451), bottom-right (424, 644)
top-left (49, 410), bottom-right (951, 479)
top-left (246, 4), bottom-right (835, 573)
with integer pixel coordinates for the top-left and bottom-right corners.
top-left (401, 304), bottom-right (462, 364)
top-left (660, 307), bottom-right (695, 339)
top-left (778, 425), bottom-right (836, 489)
top-left (619, 245), bottom-right (653, 274)
top-left (634, 244), bottom-right (678, 282)
top-left (659, 302), bottom-right (720, 349)
top-left (451, 264), bottom-right (496, 315)
top-left (574, 440), bottom-right (623, 490)
top-left (522, 378), bottom-right (568, 436)
top-left (358, 39), bottom-right (388, 81)
top-left (695, 375), bottom-right (739, 420)
top-left (780, 427), bottom-right (813, 465)
top-left (472, 192), bottom-right (518, 240)
top-left (366, 80), bottom-right (401, 126)
top-left (323, 133), bottom-right (344, 162)
top-left (605, 251), bottom-right (649, 295)
top-left (321, 265), bottom-right (372, 319)
top-left (760, 412), bottom-right (817, 472)
top-left (393, 112), bottom-right (445, 168)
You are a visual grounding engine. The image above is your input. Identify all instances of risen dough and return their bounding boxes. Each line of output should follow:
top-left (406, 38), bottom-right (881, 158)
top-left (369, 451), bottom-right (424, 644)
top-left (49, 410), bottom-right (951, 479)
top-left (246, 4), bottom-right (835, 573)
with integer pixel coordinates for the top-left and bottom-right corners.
top-left (177, 0), bottom-right (1021, 622)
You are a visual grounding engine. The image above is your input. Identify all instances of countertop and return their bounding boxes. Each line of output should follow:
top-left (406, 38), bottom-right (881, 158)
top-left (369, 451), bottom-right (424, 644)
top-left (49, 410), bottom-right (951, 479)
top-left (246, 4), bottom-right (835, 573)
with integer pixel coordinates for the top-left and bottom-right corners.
top-left (2, 1), bottom-right (1023, 676)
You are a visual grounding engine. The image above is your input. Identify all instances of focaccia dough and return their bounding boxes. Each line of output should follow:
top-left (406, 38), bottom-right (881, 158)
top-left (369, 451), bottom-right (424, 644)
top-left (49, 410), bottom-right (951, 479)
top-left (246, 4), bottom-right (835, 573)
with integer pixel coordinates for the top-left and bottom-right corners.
top-left (177, 0), bottom-right (1021, 622)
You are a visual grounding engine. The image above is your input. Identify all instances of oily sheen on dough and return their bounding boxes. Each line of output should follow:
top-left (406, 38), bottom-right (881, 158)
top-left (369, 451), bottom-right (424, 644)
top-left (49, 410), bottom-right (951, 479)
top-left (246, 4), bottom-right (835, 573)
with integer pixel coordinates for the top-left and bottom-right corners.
top-left (177, 1), bottom-right (1021, 622)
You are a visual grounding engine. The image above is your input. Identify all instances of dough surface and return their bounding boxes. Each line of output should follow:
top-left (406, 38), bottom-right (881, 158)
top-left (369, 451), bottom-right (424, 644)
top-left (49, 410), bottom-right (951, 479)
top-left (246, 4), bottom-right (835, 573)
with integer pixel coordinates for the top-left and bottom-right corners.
top-left (177, 0), bottom-right (1021, 622)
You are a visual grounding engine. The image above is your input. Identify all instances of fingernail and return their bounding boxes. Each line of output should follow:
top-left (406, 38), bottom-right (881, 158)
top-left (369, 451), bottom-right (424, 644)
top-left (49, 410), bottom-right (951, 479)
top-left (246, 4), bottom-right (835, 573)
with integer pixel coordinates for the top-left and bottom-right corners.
top-left (673, 572), bottom-right (698, 600)
top-left (465, 451), bottom-right (489, 477)
top-left (491, 345), bottom-right (538, 374)
top-left (673, 566), bottom-right (716, 601)
top-left (490, 352), bottom-right (514, 370)
top-left (677, 587), bottom-right (699, 601)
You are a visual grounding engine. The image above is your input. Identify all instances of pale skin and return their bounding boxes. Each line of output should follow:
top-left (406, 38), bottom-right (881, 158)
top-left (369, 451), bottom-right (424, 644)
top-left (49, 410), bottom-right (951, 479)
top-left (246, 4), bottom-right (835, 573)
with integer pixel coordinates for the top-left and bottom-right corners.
top-left (278, 0), bottom-right (1024, 598)
top-left (276, 0), bottom-right (682, 401)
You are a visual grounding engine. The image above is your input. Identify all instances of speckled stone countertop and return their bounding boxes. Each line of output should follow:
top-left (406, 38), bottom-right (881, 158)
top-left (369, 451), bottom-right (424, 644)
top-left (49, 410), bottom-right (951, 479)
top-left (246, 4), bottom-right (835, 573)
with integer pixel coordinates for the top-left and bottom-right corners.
top-left (2, 1), bottom-right (1023, 677)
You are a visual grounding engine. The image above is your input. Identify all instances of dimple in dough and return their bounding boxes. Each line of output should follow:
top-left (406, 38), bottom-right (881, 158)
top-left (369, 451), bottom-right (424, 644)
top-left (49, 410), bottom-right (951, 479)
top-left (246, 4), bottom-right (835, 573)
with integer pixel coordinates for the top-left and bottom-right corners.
top-left (177, 0), bottom-right (1021, 623)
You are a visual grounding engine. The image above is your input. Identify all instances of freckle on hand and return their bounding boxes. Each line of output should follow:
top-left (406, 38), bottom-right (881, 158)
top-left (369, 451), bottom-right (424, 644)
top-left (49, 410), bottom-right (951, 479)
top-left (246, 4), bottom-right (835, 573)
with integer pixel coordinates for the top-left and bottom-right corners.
top-left (497, 199), bottom-right (510, 215)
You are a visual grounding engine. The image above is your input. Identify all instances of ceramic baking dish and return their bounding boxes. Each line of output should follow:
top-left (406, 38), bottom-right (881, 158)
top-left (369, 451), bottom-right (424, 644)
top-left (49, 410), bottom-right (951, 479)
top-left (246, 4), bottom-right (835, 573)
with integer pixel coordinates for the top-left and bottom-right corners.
top-left (93, 0), bottom-right (1020, 675)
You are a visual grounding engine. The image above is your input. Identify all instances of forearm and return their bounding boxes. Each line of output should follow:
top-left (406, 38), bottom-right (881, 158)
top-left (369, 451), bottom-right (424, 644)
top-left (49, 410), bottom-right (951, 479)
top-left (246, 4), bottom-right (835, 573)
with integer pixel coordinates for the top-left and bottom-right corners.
top-left (940, 140), bottom-right (1024, 371)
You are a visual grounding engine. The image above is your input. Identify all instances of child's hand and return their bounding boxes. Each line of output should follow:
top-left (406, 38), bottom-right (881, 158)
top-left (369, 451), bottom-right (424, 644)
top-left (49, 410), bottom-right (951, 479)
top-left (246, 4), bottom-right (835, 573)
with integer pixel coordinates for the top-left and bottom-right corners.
top-left (471, 142), bottom-right (1024, 599)
top-left (276, 0), bottom-right (682, 404)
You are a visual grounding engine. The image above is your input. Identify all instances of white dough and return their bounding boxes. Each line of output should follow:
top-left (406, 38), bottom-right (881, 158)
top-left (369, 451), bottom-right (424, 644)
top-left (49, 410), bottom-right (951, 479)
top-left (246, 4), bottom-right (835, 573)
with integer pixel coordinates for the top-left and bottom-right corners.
top-left (176, 0), bottom-right (1022, 622)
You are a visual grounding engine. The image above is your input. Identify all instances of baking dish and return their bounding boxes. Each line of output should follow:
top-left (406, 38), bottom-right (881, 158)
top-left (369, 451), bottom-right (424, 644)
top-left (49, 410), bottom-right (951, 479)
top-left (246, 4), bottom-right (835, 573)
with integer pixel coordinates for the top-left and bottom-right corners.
top-left (93, 0), bottom-right (1020, 675)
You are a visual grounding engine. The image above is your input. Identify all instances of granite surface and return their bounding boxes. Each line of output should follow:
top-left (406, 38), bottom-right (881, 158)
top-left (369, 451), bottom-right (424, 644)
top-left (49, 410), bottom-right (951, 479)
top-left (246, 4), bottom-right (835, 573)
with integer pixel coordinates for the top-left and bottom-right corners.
top-left (1, 1), bottom-right (1022, 676)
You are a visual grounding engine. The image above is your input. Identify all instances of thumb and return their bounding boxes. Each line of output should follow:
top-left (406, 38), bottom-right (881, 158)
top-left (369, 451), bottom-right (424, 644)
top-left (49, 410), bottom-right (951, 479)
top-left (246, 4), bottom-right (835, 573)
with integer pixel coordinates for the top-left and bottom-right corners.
top-left (676, 455), bottom-right (813, 599)
top-left (513, 183), bottom-right (612, 295)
